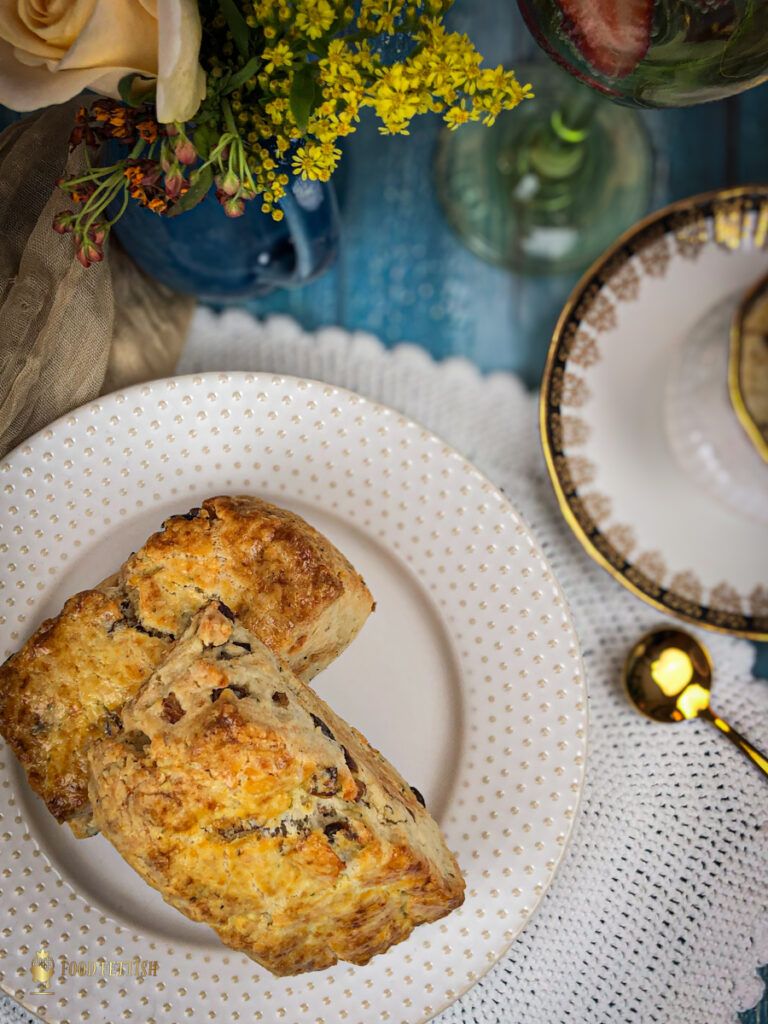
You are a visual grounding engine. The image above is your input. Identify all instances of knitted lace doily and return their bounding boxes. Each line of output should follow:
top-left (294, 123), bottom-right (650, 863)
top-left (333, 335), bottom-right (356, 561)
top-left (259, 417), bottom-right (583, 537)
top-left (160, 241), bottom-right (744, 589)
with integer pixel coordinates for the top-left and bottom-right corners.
top-left (2, 308), bottom-right (766, 1024)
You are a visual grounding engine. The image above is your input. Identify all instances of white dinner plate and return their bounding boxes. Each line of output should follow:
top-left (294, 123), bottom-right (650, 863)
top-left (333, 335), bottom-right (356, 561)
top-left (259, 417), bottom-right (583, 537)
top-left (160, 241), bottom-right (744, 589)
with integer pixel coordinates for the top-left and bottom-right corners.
top-left (0, 372), bottom-right (587, 1024)
top-left (542, 186), bottom-right (768, 640)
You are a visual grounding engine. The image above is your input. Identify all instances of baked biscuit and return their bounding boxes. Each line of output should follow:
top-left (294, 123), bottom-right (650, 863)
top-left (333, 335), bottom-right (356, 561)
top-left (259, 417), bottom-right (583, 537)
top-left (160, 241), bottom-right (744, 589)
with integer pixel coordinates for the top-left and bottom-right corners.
top-left (0, 496), bottom-right (373, 836)
top-left (118, 496), bottom-right (373, 680)
top-left (88, 604), bottom-right (464, 976)
top-left (0, 589), bottom-right (170, 835)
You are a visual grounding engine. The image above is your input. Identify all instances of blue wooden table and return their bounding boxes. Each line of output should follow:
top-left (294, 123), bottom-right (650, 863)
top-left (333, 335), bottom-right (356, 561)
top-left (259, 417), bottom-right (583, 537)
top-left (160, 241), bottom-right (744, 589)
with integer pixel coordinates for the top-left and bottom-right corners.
top-left (251, 2), bottom-right (768, 1021)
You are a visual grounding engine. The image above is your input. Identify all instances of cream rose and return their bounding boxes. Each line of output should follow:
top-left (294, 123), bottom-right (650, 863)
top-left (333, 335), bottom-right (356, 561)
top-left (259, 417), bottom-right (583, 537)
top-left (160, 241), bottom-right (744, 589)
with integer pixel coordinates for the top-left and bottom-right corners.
top-left (0, 0), bottom-right (206, 123)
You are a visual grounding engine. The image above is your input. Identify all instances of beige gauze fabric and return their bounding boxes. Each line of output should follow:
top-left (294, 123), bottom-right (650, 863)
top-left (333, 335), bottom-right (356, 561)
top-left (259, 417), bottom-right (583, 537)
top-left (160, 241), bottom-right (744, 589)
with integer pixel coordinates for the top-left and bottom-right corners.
top-left (0, 98), bottom-right (195, 458)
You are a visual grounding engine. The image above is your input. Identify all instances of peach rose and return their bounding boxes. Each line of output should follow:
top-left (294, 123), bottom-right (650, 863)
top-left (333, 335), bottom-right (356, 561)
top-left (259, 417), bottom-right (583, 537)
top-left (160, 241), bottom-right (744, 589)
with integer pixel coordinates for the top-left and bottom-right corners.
top-left (0, 0), bottom-right (206, 123)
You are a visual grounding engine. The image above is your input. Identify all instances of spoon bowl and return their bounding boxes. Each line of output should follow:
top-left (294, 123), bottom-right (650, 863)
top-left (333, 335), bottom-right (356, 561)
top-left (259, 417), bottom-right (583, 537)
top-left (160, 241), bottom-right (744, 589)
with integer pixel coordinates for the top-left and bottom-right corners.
top-left (623, 627), bottom-right (768, 778)
top-left (623, 627), bottom-right (713, 724)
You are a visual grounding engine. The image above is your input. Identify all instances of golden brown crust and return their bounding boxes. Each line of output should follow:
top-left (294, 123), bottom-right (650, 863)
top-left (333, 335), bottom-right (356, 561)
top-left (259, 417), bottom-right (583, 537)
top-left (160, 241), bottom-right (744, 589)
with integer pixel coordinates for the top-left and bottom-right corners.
top-left (120, 496), bottom-right (372, 678)
top-left (0, 496), bottom-right (373, 834)
top-left (0, 589), bottom-right (169, 833)
top-left (88, 604), bottom-right (464, 976)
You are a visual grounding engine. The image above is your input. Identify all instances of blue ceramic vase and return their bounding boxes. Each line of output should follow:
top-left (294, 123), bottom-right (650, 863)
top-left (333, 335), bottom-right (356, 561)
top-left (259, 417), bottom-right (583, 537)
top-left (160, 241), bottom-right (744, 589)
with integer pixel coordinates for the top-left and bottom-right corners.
top-left (112, 173), bottom-right (339, 301)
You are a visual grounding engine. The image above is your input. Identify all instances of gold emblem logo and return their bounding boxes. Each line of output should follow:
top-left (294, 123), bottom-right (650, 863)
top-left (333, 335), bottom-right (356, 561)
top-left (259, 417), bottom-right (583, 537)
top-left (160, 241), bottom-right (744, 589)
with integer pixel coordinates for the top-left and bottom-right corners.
top-left (30, 945), bottom-right (54, 990)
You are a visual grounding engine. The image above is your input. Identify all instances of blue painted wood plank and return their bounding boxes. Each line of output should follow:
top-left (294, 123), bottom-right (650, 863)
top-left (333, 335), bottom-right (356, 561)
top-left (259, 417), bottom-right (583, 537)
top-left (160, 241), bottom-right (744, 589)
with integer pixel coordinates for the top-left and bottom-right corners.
top-left (736, 81), bottom-right (768, 184)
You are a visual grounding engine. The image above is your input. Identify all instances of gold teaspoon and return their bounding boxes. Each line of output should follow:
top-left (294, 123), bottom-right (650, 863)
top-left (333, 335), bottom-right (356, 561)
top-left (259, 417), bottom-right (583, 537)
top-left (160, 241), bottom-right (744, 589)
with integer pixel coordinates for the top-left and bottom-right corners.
top-left (623, 627), bottom-right (768, 779)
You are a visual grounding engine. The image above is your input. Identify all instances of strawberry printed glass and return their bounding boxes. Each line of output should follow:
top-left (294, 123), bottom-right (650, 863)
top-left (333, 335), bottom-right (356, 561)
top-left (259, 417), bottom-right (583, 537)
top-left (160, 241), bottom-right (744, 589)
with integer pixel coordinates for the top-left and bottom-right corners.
top-left (519, 0), bottom-right (768, 107)
top-left (435, 0), bottom-right (768, 274)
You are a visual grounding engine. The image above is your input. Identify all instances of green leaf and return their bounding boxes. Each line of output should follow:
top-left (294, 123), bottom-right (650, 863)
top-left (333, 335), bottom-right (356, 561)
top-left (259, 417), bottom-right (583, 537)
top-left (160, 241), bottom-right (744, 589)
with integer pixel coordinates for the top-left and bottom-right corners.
top-left (193, 123), bottom-right (217, 160)
top-left (168, 164), bottom-right (214, 216)
top-left (223, 56), bottom-right (262, 94)
top-left (117, 73), bottom-right (156, 108)
top-left (217, 0), bottom-right (250, 58)
top-left (290, 64), bottom-right (318, 135)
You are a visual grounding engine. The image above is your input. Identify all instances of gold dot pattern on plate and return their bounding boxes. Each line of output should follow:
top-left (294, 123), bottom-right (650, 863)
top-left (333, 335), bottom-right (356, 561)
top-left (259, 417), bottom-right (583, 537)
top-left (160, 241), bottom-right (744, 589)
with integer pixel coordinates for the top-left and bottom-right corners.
top-left (0, 372), bottom-right (586, 1024)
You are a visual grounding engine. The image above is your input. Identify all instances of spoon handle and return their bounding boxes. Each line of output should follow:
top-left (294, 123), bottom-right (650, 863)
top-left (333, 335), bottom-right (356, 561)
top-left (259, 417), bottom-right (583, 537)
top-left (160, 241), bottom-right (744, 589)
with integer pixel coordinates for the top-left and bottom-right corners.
top-left (700, 706), bottom-right (768, 779)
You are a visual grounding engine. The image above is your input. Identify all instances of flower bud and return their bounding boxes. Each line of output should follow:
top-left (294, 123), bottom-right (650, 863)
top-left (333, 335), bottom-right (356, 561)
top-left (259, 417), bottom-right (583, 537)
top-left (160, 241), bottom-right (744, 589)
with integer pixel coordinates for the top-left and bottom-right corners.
top-left (164, 168), bottom-right (185, 199)
top-left (215, 169), bottom-right (240, 196)
top-left (76, 239), bottom-right (103, 268)
top-left (52, 211), bottom-right (73, 234)
top-left (174, 138), bottom-right (197, 165)
top-left (223, 194), bottom-right (245, 218)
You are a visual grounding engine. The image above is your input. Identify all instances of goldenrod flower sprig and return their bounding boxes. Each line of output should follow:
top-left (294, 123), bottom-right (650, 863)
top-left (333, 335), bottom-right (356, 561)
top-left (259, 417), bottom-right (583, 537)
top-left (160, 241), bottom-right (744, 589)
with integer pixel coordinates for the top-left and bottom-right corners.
top-left (56, 0), bottom-right (531, 264)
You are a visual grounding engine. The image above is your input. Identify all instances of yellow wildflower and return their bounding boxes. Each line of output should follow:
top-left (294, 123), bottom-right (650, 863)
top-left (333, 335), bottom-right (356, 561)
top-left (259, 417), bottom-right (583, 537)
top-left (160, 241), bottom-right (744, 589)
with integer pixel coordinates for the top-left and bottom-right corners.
top-left (295, 0), bottom-right (335, 39)
top-left (292, 146), bottom-right (317, 179)
top-left (444, 103), bottom-right (474, 130)
top-left (473, 92), bottom-right (503, 126)
top-left (252, 0), bottom-right (276, 19)
top-left (262, 40), bottom-right (293, 73)
top-left (165, 0), bottom-right (530, 222)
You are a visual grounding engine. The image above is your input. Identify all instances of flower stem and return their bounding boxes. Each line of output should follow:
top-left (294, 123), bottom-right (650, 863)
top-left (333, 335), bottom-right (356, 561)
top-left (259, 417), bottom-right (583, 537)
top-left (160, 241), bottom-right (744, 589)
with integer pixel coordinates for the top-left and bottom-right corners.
top-left (81, 173), bottom-right (125, 235)
top-left (105, 186), bottom-right (130, 228)
top-left (222, 98), bottom-right (238, 137)
top-left (60, 165), bottom-right (117, 189)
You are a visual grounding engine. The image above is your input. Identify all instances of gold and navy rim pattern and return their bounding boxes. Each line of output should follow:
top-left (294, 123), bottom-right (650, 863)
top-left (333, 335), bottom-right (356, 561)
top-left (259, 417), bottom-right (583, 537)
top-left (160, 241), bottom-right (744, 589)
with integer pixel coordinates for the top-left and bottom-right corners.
top-left (541, 185), bottom-right (768, 642)
top-left (729, 269), bottom-right (768, 465)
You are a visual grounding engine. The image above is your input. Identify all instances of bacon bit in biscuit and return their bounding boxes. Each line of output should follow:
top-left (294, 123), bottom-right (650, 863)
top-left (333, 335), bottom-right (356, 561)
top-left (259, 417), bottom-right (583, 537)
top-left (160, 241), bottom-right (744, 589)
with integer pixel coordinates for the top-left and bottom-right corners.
top-left (103, 709), bottom-right (123, 736)
top-left (410, 785), bottom-right (426, 807)
top-left (217, 602), bottom-right (236, 622)
top-left (310, 714), bottom-right (334, 741)
top-left (342, 745), bottom-right (358, 772)
top-left (308, 766), bottom-right (339, 796)
top-left (160, 693), bottom-right (185, 724)
top-left (211, 684), bottom-right (249, 703)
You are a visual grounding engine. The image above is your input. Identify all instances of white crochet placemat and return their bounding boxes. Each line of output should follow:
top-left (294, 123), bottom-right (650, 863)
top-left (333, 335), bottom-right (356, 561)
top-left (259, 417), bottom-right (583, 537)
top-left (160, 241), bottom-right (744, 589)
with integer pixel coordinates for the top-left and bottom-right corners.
top-left (2, 308), bottom-right (767, 1024)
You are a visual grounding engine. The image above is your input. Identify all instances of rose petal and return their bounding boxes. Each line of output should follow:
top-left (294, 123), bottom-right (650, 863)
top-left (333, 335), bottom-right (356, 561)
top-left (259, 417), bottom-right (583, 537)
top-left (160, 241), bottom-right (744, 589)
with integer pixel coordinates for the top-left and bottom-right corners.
top-left (57, 0), bottom-right (158, 72)
top-left (0, 5), bottom-right (66, 58)
top-left (11, 47), bottom-right (51, 68)
top-left (154, 0), bottom-right (205, 123)
top-left (17, 0), bottom-right (97, 51)
top-left (0, 37), bottom-right (115, 107)
top-left (0, 0), bottom-right (203, 121)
